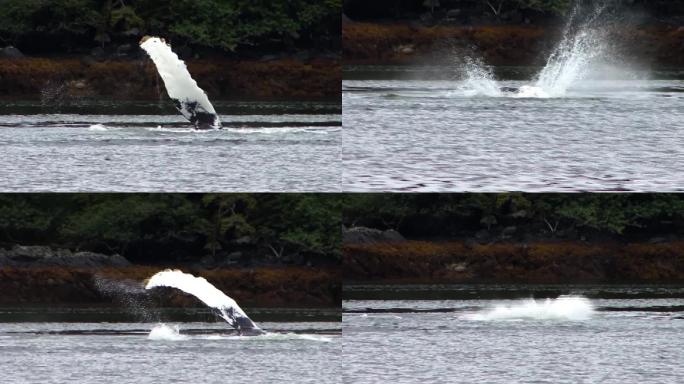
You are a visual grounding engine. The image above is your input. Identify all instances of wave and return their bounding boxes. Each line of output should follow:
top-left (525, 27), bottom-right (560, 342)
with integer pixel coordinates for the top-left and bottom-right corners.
top-left (147, 324), bottom-right (332, 343)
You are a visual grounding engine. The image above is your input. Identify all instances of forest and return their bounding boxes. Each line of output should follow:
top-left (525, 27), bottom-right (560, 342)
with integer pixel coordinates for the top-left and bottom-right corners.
top-left (0, 194), bottom-right (341, 266)
top-left (343, 0), bottom-right (684, 23)
top-left (343, 194), bottom-right (684, 242)
top-left (0, 0), bottom-right (341, 55)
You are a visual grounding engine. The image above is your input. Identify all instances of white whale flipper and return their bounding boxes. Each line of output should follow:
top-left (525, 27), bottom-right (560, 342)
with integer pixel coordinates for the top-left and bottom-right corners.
top-left (145, 269), bottom-right (263, 335)
top-left (139, 36), bottom-right (221, 129)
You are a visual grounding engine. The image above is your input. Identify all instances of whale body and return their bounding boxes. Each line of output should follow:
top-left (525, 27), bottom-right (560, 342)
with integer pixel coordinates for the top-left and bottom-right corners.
top-left (145, 269), bottom-right (264, 335)
top-left (139, 36), bottom-right (221, 130)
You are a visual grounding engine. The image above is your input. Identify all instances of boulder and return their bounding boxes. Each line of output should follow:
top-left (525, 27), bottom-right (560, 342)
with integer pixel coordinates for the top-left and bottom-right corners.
top-left (445, 9), bottom-right (461, 21)
top-left (0, 245), bottom-right (131, 268)
top-left (0, 46), bottom-right (25, 59)
top-left (343, 226), bottom-right (405, 244)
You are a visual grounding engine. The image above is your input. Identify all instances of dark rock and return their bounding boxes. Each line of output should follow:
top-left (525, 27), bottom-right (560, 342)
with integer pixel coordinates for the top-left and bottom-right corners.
top-left (510, 210), bottom-right (528, 218)
top-left (502, 226), bottom-right (517, 237)
top-left (343, 226), bottom-right (405, 244)
top-left (0, 245), bottom-right (130, 268)
top-left (222, 251), bottom-right (242, 265)
top-left (445, 9), bottom-right (461, 20)
top-left (123, 28), bottom-right (140, 36)
top-left (0, 46), bottom-right (24, 59)
top-left (235, 236), bottom-right (253, 245)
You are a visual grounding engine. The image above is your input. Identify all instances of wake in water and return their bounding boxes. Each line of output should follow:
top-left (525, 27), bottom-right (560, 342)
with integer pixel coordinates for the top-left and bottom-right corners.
top-left (147, 323), bottom-right (332, 342)
top-left (139, 36), bottom-right (221, 129)
top-left (465, 296), bottom-right (595, 321)
top-left (458, 2), bottom-right (613, 98)
top-left (145, 269), bottom-right (264, 335)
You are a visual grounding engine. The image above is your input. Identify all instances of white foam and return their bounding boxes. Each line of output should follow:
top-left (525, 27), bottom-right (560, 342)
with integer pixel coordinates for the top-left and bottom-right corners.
top-left (88, 124), bottom-right (107, 131)
top-left (513, 85), bottom-right (550, 99)
top-left (145, 269), bottom-right (261, 332)
top-left (466, 296), bottom-right (595, 321)
top-left (460, 57), bottom-right (502, 97)
top-left (140, 37), bottom-right (220, 129)
top-left (148, 323), bottom-right (188, 341)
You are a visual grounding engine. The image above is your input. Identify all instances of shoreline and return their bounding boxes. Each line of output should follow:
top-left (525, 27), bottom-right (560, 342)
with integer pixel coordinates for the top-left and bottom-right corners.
top-left (0, 57), bottom-right (340, 100)
top-left (343, 22), bottom-right (684, 67)
top-left (344, 240), bottom-right (684, 284)
top-left (0, 266), bottom-right (340, 308)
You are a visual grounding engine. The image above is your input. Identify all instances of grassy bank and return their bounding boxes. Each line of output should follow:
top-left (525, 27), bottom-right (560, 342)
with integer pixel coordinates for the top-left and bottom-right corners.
top-left (0, 57), bottom-right (340, 100)
top-left (344, 241), bottom-right (684, 283)
top-left (0, 266), bottom-right (340, 307)
top-left (343, 22), bottom-right (684, 67)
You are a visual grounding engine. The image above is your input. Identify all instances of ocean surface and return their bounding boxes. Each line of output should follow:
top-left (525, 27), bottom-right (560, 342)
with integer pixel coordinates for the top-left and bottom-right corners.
top-left (0, 307), bottom-right (340, 384)
top-left (343, 66), bottom-right (684, 191)
top-left (343, 284), bottom-right (684, 384)
top-left (0, 100), bottom-right (340, 191)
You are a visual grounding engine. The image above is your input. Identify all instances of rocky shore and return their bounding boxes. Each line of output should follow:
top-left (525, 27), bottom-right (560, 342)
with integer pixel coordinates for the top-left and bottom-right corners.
top-left (0, 245), bottom-right (339, 307)
top-left (0, 56), bottom-right (340, 100)
top-left (343, 22), bottom-right (684, 67)
top-left (344, 240), bottom-right (684, 283)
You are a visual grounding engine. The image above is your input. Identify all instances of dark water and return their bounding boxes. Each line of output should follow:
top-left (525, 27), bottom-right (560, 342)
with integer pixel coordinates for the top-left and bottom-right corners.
top-left (343, 284), bottom-right (684, 383)
top-left (0, 307), bottom-right (340, 384)
top-left (343, 66), bottom-right (684, 192)
top-left (0, 100), bottom-right (340, 191)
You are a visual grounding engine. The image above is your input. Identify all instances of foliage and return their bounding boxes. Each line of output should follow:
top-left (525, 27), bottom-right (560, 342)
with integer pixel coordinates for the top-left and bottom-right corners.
top-left (0, 0), bottom-right (341, 52)
top-left (343, 194), bottom-right (684, 239)
top-left (252, 194), bottom-right (342, 260)
top-left (0, 194), bottom-right (341, 264)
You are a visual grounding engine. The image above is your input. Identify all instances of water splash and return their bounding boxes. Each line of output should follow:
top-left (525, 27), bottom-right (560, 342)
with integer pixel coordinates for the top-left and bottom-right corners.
top-left (455, 2), bottom-right (613, 98)
top-left (466, 296), bottom-right (595, 321)
top-left (148, 323), bottom-right (188, 341)
top-left (145, 269), bottom-right (264, 335)
top-left (139, 36), bottom-right (221, 129)
top-left (459, 57), bottom-right (502, 97)
top-left (533, 3), bottom-right (609, 96)
top-left (88, 124), bottom-right (107, 131)
top-left (93, 276), bottom-right (158, 322)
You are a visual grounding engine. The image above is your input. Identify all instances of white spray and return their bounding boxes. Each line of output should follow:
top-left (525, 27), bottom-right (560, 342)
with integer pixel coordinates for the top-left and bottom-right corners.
top-left (458, 2), bottom-right (612, 98)
top-left (145, 269), bottom-right (263, 335)
top-left (466, 296), bottom-right (595, 321)
top-left (139, 36), bottom-right (221, 129)
top-left (460, 57), bottom-right (503, 97)
top-left (531, 3), bottom-right (609, 97)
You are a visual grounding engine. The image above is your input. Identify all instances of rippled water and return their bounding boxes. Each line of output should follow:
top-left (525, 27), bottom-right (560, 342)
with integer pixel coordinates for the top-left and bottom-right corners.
top-left (0, 100), bottom-right (340, 191)
top-left (343, 67), bottom-right (684, 191)
top-left (343, 284), bottom-right (684, 383)
top-left (0, 307), bottom-right (340, 384)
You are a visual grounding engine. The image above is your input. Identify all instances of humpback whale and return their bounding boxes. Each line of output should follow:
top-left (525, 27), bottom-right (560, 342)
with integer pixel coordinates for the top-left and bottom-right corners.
top-left (145, 269), bottom-right (264, 336)
top-left (139, 36), bottom-right (221, 130)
